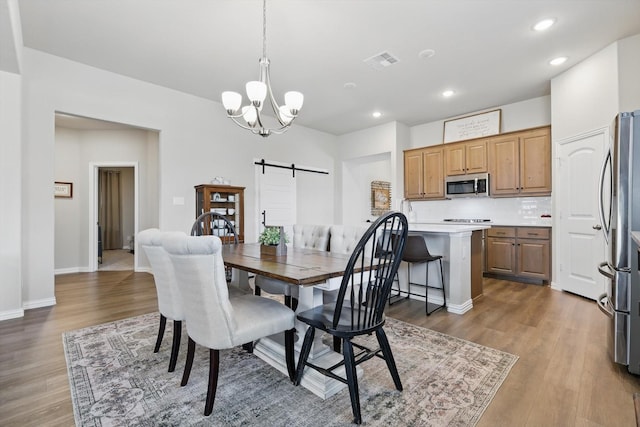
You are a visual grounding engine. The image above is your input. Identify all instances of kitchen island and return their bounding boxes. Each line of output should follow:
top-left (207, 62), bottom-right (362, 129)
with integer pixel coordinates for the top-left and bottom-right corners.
top-left (403, 222), bottom-right (491, 315)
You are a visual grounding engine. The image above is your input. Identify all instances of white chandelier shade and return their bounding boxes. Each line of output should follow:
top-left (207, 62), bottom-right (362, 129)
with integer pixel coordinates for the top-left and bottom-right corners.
top-left (221, 0), bottom-right (303, 137)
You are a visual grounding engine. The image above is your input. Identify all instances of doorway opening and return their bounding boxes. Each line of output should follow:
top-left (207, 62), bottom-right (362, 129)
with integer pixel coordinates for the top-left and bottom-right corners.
top-left (97, 166), bottom-right (135, 271)
top-left (54, 112), bottom-right (159, 275)
top-left (90, 162), bottom-right (139, 272)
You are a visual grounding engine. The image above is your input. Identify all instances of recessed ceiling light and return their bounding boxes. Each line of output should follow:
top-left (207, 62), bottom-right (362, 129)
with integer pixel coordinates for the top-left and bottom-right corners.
top-left (442, 90), bottom-right (455, 98)
top-left (372, 111), bottom-right (382, 119)
top-left (549, 56), bottom-right (568, 66)
top-left (533, 18), bottom-right (556, 32)
top-left (344, 82), bottom-right (357, 90)
top-left (418, 49), bottom-right (436, 60)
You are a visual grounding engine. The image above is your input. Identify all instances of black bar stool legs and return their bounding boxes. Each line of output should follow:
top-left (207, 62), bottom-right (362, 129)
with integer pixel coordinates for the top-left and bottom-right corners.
top-left (424, 257), bottom-right (446, 316)
top-left (387, 234), bottom-right (446, 315)
top-left (388, 273), bottom-right (407, 305)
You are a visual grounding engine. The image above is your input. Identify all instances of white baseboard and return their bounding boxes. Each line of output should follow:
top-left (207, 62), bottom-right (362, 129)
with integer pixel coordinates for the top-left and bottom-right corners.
top-left (445, 299), bottom-right (474, 315)
top-left (55, 266), bottom-right (92, 275)
top-left (0, 308), bottom-right (25, 321)
top-left (23, 297), bottom-right (56, 310)
top-left (404, 292), bottom-right (471, 314)
top-left (550, 280), bottom-right (562, 291)
top-left (136, 266), bottom-right (152, 273)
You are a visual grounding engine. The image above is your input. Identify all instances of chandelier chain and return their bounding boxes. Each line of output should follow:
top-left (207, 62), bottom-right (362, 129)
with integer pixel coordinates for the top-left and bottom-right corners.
top-left (262, 0), bottom-right (267, 58)
top-left (221, 0), bottom-right (303, 137)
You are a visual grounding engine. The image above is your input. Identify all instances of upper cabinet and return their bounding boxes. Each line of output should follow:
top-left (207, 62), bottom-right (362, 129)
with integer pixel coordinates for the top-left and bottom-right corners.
top-left (488, 126), bottom-right (551, 197)
top-left (444, 140), bottom-right (487, 176)
top-left (404, 146), bottom-right (445, 200)
top-left (404, 125), bottom-right (551, 200)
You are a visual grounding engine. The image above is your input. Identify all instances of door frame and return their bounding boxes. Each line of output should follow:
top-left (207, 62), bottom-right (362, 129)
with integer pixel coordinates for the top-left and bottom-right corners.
top-left (88, 161), bottom-right (139, 272)
top-left (553, 126), bottom-right (608, 298)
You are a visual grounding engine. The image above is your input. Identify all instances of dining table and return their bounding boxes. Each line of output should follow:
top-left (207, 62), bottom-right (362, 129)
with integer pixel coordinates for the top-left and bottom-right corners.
top-left (221, 242), bottom-right (365, 399)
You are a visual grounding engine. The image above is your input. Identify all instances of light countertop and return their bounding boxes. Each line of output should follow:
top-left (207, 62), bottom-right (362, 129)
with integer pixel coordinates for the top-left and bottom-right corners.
top-left (409, 222), bottom-right (492, 233)
top-left (412, 219), bottom-right (552, 228)
top-left (490, 219), bottom-right (552, 227)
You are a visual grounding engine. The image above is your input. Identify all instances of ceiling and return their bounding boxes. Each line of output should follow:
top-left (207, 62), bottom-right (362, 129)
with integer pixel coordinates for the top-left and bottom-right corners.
top-left (18, 0), bottom-right (640, 135)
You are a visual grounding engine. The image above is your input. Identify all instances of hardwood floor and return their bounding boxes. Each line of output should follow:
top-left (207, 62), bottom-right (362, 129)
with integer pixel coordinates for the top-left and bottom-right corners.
top-left (1, 273), bottom-right (639, 426)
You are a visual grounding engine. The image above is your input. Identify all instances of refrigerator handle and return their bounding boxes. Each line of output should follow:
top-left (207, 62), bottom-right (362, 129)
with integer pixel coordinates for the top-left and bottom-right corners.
top-left (596, 292), bottom-right (614, 318)
top-left (598, 261), bottom-right (615, 279)
top-left (597, 149), bottom-right (611, 244)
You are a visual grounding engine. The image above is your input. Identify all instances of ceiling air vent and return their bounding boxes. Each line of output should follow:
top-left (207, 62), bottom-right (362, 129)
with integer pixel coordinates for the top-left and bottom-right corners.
top-left (364, 51), bottom-right (400, 70)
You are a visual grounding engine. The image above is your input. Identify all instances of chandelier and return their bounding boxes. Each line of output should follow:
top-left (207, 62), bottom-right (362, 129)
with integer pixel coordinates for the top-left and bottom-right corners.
top-left (221, 0), bottom-right (304, 137)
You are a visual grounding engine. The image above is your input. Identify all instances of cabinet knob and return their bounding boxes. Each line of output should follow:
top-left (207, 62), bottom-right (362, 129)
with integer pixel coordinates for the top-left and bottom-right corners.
top-left (592, 224), bottom-right (602, 230)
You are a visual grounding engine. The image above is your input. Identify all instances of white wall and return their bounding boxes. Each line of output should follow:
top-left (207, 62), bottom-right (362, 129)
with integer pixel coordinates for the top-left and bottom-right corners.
top-left (618, 34), bottom-right (640, 112)
top-left (0, 70), bottom-right (23, 319)
top-left (409, 96), bottom-right (551, 149)
top-left (342, 152), bottom-right (392, 224)
top-left (551, 43), bottom-right (619, 140)
top-left (15, 48), bottom-right (337, 313)
top-left (336, 121), bottom-right (401, 224)
top-left (54, 127), bottom-right (82, 271)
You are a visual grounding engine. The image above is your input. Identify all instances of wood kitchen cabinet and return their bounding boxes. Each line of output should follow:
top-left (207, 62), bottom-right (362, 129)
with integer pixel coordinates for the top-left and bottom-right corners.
top-left (485, 226), bottom-right (551, 283)
top-left (444, 139), bottom-right (487, 176)
top-left (488, 126), bottom-right (551, 197)
top-left (195, 184), bottom-right (245, 243)
top-left (404, 146), bottom-right (445, 200)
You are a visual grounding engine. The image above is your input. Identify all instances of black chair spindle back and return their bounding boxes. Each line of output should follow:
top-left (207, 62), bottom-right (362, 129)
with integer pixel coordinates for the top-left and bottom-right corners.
top-left (332, 212), bottom-right (408, 334)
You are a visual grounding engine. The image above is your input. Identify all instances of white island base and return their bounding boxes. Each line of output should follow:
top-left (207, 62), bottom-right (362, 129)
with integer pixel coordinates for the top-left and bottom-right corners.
top-left (397, 223), bottom-right (490, 315)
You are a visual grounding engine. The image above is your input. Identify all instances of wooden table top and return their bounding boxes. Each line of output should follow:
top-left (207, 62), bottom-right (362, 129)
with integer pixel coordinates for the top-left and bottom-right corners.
top-left (220, 243), bottom-right (354, 286)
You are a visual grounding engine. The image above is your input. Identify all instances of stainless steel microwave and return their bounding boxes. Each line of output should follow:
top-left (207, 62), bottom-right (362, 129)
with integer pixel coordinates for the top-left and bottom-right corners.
top-left (445, 173), bottom-right (490, 198)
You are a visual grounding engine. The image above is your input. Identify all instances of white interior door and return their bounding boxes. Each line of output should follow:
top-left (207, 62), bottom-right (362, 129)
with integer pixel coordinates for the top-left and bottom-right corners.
top-left (256, 162), bottom-right (296, 241)
top-left (556, 128), bottom-right (607, 299)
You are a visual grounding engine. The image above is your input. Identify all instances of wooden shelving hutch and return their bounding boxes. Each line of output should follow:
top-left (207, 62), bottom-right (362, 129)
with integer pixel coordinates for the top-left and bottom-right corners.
top-left (194, 184), bottom-right (245, 243)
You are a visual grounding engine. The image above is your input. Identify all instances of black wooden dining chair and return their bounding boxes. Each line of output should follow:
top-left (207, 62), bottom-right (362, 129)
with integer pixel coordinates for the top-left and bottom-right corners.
top-left (191, 211), bottom-right (239, 242)
top-left (294, 211), bottom-right (408, 424)
top-left (191, 211), bottom-right (239, 283)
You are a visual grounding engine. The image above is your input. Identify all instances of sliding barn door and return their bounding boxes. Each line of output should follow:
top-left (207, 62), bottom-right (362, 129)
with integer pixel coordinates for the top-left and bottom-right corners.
top-left (256, 164), bottom-right (296, 241)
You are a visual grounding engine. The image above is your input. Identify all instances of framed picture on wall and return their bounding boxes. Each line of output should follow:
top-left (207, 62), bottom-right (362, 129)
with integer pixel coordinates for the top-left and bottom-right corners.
top-left (54, 181), bottom-right (73, 198)
top-left (371, 181), bottom-right (391, 215)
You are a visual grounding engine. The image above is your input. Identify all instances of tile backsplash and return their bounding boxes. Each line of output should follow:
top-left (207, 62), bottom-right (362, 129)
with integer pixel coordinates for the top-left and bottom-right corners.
top-left (404, 196), bottom-right (552, 226)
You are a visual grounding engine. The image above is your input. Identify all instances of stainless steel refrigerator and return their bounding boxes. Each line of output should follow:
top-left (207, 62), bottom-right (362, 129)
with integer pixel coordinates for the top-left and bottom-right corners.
top-left (597, 110), bottom-right (640, 374)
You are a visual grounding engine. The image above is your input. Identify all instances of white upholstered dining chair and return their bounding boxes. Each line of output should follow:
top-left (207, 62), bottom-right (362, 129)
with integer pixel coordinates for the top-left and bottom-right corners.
top-left (254, 224), bottom-right (330, 310)
top-left (162, 233), bottom-right (296, 416)
top-left (137, 228), bottom-right (186, 372)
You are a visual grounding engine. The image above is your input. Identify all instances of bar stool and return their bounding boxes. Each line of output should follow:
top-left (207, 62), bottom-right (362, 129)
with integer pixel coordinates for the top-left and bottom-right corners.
top-left (389, 234), bottom-right (446, 315)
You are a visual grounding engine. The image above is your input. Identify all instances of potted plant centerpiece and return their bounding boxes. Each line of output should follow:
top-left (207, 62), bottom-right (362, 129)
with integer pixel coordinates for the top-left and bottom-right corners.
top-left (258, 226), bottom-right (289, 256)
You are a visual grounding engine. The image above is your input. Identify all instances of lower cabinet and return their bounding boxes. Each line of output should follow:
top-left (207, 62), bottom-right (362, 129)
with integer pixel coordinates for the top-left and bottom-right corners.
top-left (485, 226), bottom-right (550, 283)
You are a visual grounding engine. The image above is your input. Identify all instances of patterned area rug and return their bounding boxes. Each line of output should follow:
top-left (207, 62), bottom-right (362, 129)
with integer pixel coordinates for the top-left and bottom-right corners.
top-left (63, 313), bottom-right (517, 426)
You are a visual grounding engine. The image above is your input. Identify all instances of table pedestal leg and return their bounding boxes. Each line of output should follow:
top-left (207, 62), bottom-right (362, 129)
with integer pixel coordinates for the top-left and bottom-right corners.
top-left (253, 284), bottom-right (362, 399)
